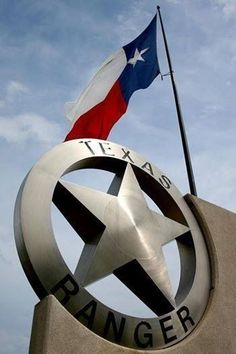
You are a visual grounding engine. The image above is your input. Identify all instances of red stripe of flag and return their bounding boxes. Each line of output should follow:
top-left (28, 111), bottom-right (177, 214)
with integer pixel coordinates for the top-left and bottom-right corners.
top-left (65, 81), bottom-right (127, 141)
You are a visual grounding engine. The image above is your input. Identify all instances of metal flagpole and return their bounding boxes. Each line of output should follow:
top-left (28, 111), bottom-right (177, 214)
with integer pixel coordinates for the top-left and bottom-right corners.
top-left (157, 6), bottom-right (197, 196)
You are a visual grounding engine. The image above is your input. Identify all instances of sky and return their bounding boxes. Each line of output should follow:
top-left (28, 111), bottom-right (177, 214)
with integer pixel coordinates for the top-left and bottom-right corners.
top-left (0, 0), bottom-right (236, 353)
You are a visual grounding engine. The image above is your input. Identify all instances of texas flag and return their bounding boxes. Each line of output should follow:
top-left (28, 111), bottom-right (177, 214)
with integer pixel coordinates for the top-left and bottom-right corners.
top-left (65, 15), bottom-right (160, 141)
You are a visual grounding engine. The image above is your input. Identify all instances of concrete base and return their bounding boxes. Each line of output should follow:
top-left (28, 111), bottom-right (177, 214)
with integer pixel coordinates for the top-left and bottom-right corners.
top-left (29, 195), bottom-right (236, 353)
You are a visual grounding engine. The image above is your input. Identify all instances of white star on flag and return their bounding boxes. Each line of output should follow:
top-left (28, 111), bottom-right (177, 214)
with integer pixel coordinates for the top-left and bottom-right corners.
top-left (128, 47), bottom-right (149, 67)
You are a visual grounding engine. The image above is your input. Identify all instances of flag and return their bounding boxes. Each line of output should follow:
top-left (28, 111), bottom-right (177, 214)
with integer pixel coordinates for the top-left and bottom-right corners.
top-left (65, 15), bottom-right (160, 141)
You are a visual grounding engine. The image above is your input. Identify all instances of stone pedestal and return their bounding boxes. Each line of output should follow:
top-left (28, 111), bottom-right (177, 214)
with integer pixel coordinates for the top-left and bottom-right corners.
top-left (29, 195), bottom-right (236, 353)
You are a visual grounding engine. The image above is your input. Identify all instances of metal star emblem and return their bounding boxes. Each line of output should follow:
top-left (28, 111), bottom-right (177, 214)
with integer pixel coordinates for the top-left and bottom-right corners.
top-left (127, 47), bottom-right (149, 67)
top-left (53, 163), bottom-right (189, 316)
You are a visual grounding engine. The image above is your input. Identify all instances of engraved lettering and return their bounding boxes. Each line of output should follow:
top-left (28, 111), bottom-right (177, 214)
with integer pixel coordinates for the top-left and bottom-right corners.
top-left (99, 142), bottom-right (115, 156)
top-left (134, 321), bottom-right (153, 348)
top-left (177, 306), bottom-right (195, 333)
top-left (121, 148), bottom-right (134, 163)
top-left (75, 300), bottom-right (97, 329)
top-left (141, 162), bottom-right (153, 175)
top-left (103, 311), bottom-right (126, 343)
top-left (159, 175), bottom-right (172, 189)
top-left (51, 274), bottom-right (79, 305)
top-left (159, 315), bottom-right (177, 344)
top-left (79, 140), bottom-right (95, 155)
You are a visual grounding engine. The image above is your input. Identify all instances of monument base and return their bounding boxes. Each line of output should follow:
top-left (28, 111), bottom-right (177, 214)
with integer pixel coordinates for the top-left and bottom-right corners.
top-left (29, 195), bottom-right (236, 353)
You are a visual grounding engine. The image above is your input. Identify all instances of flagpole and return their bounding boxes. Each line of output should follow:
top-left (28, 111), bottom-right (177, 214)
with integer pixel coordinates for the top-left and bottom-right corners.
top-left (157, 6), bottom-right (197, 196)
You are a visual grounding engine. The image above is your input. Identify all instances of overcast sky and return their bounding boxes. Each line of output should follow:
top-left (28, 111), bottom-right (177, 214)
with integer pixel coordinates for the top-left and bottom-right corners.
top-left (0, 0), bottom-right (236, 353)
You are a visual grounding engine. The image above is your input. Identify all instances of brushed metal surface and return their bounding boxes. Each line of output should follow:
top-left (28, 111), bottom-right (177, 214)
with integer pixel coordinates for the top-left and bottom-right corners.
top-left (14, 139), bottom-right (211, 349)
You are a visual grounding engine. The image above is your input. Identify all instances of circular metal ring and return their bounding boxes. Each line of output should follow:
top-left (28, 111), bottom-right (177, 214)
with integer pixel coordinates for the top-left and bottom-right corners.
top-left (14, 139), bottom-right (211, 350)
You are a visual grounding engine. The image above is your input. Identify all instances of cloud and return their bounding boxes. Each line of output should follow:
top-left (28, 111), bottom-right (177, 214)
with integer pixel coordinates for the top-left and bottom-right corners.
top-left (214, 0), bottom-right (236, 19)
top-left (0, 80), bottom-right (29, 108)
top-left (165, 0), bottom-right (180, 3)
top-left (115, 1), bottom-right (154, 43)
top-left (0, 113), bottom-right (61, 145)
top-left (7, 81), bottom-right (28, 98)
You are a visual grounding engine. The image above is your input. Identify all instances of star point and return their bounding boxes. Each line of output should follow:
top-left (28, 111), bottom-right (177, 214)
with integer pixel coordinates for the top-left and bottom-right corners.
top-left (54, 163), bottom-right (189, 315)
top-left (128, 47), bottom-right (149, 67)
